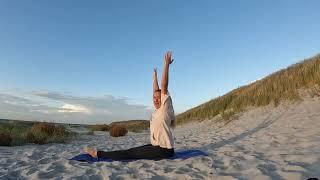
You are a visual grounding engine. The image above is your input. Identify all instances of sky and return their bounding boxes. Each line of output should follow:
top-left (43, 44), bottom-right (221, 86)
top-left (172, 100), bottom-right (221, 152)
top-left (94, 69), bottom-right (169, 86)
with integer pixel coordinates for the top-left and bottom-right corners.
top-left (0, 0), bottom-right (319, 124)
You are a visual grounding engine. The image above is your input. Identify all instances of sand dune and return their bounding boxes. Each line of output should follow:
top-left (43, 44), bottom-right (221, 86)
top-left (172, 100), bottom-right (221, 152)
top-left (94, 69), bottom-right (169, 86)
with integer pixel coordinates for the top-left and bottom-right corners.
top-left (1, 97), bottom-right (320, 179)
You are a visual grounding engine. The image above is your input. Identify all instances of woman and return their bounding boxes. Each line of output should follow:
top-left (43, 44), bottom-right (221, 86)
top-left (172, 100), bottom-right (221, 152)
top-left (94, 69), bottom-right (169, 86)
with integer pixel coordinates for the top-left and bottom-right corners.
top-left (84, 51), bottom-right (176, 160)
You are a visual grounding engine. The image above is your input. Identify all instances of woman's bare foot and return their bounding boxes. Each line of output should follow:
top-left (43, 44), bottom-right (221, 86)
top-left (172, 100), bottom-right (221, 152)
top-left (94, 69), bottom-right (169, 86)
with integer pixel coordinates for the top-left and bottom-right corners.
top-left (84, 147), bottom-right (98, 158)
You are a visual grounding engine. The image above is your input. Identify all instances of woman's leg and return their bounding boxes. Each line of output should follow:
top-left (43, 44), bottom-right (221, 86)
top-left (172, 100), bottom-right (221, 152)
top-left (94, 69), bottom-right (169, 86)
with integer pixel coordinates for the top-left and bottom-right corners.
top-left (97, 144), bottom-right (152, 160)
top-left (97, 144), bottom-right (174, 160)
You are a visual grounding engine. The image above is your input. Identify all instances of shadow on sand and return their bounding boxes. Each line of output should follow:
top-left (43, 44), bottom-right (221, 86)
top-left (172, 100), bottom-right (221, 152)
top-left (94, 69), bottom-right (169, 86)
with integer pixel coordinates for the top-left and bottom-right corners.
top-left (199, 108), bottom-right (289, 151)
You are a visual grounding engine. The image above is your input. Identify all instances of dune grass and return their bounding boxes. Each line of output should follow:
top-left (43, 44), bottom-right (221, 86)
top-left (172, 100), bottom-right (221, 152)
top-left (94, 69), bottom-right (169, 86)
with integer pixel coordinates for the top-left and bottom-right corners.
top-left (176, 54), bottom-right (320, 124)
top-left (109, 120), bottom-right (150, 133)
top-left (90, 120), bottom-right (149, 133)
top-left (0, 121), bottom-right (75, 146)
top-left (89, 124), bottom-right (110, 132)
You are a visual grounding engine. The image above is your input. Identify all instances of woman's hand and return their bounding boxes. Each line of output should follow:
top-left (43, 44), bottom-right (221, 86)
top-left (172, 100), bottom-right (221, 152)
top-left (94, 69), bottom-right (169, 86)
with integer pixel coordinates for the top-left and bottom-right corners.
top-left (164, 51), bottom-right (174, 65)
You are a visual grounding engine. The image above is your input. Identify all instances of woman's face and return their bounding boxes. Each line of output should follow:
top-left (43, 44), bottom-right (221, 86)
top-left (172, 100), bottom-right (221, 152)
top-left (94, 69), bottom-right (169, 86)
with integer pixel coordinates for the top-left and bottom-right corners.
top-left (153, 91), bottom-right (161, 109)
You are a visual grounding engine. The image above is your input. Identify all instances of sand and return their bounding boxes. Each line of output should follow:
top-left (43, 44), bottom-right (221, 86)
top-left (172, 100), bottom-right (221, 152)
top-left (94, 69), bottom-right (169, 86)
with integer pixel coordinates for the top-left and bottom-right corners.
top-left (1, 97), bottom-right (320, 179)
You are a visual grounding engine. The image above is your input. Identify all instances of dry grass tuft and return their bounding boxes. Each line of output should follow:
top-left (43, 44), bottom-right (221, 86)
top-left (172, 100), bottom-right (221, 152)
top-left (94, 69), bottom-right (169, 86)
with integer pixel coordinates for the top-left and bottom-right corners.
top-left (109, 120), bottom-right (149, 133)
top-left (109, 125), bottom-right (128, 137)
top-left (0, 132), bottom-right (12, 146)
top-left (89, 120), bottom-right (149, 133)
top-left (90, 124), bottom-right (110, 131)
top-left (26, 122), bottom-right (71, 144)
top-left (0, 121), bottom-right (76, 146)
top-left (31, 122), bottom-right (63, 135)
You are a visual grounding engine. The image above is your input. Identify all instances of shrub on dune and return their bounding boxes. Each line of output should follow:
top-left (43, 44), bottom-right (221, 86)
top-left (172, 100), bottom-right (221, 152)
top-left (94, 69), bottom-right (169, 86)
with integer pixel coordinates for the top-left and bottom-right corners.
top-left (109, 125), bottom-right (128, 137)
top-left (109, 120), bottom-right (149, 133)
top-left (27, 122), bottom-right (71, 144)
top-left (0, 132), bottom-right (12, 146)
top-left (32, 122), bottom-right (56, 134)
top-left (0, 121), bottom-right (75, 146)
top-left (90, 124), bottom-right (110, 132)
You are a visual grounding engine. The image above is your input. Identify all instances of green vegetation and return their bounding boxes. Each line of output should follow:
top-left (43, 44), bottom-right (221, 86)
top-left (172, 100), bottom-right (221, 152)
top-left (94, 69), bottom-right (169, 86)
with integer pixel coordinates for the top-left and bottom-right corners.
top-left (90, 120), bottom-right (149, 133)
top-left (0, 121), bottom-right (75, 146)
top-left (89, 124), bottom-right (110, 131)
top-left (109, 120), bottom-right (149, 133)
top-left (176, 54), bottom-right (320, 124)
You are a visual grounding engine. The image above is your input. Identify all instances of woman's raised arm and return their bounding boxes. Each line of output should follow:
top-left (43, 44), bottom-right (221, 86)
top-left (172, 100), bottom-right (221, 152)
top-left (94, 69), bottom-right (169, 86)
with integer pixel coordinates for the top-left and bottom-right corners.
top-left (161, 51), bottom-right (174, 94)
top-left (153, 68), bottom-right (160, 92)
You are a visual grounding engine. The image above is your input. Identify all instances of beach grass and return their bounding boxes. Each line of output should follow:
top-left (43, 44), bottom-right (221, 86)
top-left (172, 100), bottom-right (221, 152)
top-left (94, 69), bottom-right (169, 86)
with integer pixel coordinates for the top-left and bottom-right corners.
top-left (176, 54), bottom-right (320, 124)
top-left (110, 120), bottom-right (149, 133)
top-left (89, 120), bottom-right (149, 133)
top-left (0, 121), bottom-right (75, 146)
top-left (89, 124), bottom-right (110, 132)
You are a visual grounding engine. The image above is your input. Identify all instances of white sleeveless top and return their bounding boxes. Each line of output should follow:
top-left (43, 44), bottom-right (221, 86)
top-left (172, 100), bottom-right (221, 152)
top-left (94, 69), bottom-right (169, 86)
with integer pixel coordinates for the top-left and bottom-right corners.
top-left (150, 92), bottom-right (175, 149)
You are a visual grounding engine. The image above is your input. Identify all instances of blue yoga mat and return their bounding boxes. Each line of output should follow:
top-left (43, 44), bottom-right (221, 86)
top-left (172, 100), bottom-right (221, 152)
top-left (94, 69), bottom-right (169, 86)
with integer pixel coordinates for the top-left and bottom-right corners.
top-left (69, 150), bottom-right (208, 163)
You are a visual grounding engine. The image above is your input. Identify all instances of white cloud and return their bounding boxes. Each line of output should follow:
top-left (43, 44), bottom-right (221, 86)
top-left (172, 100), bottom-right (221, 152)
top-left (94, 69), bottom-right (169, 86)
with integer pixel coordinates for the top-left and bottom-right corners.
top-left (58, 104), bottom-right (91, 114)
top-left (30, 109), bottom-right (51, 114)
top-left (0, 90), bottom-right (152, 124)
top-left (146, 106), bottom-right (154, 111)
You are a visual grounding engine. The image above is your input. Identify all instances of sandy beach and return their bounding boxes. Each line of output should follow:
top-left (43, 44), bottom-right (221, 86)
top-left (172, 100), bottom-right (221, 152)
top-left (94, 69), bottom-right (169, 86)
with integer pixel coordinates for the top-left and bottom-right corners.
top-left (1, 97), bottom-right (320, 179)
top-left (1, 1), bottom-right (319, 179)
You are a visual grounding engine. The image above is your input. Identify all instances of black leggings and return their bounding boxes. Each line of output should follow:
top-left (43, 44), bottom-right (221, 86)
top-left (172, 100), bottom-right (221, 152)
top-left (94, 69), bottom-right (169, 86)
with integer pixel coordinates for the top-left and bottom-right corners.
top-left (97, 144), bottom-right (174, 160)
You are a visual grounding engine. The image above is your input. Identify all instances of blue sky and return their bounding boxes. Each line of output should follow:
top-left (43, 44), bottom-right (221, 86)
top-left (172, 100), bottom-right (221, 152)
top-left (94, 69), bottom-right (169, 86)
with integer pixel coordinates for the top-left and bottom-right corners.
top-left (0, 1), bottom-right (319, 124)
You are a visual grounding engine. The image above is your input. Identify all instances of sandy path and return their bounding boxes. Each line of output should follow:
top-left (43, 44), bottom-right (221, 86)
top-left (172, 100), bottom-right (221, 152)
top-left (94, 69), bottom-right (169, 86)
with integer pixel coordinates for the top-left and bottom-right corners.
top-left (1, 98), bottom-right (319, 179)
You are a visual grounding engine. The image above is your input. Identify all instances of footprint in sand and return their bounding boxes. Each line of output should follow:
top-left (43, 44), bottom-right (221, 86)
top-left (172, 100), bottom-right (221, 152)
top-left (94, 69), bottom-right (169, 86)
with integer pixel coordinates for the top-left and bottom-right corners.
top-left (256, 163), bottom-right (282, 179)
top-left (38, 157), bottom-right (51, 164)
